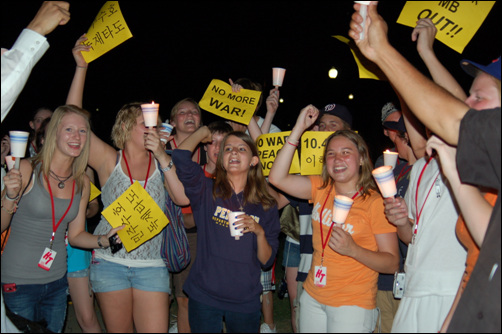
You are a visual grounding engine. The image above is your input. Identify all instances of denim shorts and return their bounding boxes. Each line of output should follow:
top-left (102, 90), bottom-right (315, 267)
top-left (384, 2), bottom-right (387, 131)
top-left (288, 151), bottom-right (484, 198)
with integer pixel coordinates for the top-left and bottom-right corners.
top-left (2, 274), bottom-right (68, 333)
top-left (67, 267), bottom-right (89, 278)
top-left (282, 239), bottom-right (300, 267)
top-left (90, 258), bottom-right (170, 294)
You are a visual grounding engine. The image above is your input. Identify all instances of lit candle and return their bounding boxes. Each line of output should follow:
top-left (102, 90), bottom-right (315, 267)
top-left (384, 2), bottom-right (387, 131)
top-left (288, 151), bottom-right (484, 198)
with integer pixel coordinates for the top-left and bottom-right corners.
top-left (141, 101), bottom-right (159, 127)
top-left (383, 150), bottom-right (399, 169)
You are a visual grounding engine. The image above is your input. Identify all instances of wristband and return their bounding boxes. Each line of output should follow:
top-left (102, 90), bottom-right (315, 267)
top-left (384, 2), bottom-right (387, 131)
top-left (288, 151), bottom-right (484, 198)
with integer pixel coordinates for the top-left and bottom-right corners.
top-left (287, 140), bottom-right (298, 147)
top-left (5, 193), bottom-right (20, 201)
top-left (1, 198), bottom-right (17, 215)
top-left (161, 161), bottom-right (174, 172)
top-left (97, 235), bottom-right (107, 249)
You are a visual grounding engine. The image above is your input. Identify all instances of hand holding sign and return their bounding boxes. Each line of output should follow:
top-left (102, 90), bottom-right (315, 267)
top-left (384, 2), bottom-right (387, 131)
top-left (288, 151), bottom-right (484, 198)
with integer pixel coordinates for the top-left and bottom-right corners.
top-left (199, 79), bottom-right (261, 125)
top-left (81, 1), bottom-right (133, 63)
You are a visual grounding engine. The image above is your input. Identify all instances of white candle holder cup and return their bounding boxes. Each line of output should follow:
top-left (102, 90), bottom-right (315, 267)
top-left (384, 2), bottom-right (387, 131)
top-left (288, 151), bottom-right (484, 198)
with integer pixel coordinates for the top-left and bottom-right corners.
top-left (160, 123), bottom-right (173, 144)
top-left (383, 151), bottom-right (399, 169)
top-left (372, 166), bottom-right (397, 198)
top-left (141, 103), bottom-right (159, 128)
top-left (9, 131), bottom-right (29, 169)
top-left (272, 67), bottom-right (286, 87)
top-left (332, 195), bottom-right (354, 225)
top-left (228, 211), bottom-right (245, 240)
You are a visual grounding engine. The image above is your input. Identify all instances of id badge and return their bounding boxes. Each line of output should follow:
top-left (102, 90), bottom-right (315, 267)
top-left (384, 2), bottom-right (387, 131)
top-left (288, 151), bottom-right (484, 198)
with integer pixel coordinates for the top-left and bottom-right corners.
top-left (38, 248), bottom-right (57, 271)
top-left (314, 265), bottom-right (327, 287)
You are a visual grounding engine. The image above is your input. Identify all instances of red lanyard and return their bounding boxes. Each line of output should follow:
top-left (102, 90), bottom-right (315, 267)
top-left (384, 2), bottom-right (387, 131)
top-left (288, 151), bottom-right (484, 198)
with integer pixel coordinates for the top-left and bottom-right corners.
top-left (396, 163), bottom-right (412, 185)
top-left (414, 156), bottom-right (440, 237)
top-left (122, 150), bottom-right (152, 189)
top-left (172, 138), bottom-right (200, 164)
top-left (45, 176), bottom-right (75, 249)
top-left (319, 186), bottom-right (361, 261)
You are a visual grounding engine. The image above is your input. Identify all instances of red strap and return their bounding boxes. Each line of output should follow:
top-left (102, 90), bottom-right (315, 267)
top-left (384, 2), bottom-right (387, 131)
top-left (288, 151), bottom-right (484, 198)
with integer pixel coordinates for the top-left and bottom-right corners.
top-left (122, 150), bottom-right (152, 189)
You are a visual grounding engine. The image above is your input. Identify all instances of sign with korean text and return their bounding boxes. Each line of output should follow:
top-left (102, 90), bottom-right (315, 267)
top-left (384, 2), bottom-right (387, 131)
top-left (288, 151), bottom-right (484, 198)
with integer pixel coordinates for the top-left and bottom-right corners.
top-left (300, 131), bottom-right (332, 175)
top-left (81, 1), bottom-right (133, 63)
top-left (102, 181), bottom-right (168, 252)
top-left (89, 182), bottom-right (101, 202)
top-left (199, 79), bottom-right (261, 125)
top-left (397, 1), bottom-right (495, 54)
top-left (257, 131), bottom-right (300, 176)
top-left (333, 35), bottom-right (383, 80)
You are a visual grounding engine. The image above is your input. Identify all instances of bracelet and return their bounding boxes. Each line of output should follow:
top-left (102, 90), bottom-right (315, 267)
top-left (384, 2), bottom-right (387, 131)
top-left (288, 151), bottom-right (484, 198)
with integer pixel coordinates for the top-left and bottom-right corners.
top-left (1, 198), bottom-right (17, 215)
top-left (97, 235), bottom-right (107, 249)
top-left (76, 65), bottom-right (88, 69)
top-left (160, 161), bottom-right (174, 172)
top-left (287, 140), bottom-right (298, 147)
top-left (4, 193), bottom-right (20, 201)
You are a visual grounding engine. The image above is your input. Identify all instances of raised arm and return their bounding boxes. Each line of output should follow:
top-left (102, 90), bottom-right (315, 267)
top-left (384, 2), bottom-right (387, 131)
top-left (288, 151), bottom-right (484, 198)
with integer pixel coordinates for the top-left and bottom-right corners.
top-left (412, 18), bottom-right (467, 101)
top-left (268, 105), bottom-right (318, 200)
top-left (426, 135), bottom-right (493, 246)
top-left (349, 2), bottom-right (469, 145)
top-left (65, 34), bottom-right (115, 184)
top-left (259, 87), bottom-right (280, 135)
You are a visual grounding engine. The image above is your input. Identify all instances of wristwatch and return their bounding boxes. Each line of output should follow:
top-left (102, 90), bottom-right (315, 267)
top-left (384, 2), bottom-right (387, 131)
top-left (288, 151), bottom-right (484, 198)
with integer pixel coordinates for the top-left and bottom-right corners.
top-left (161, 161), bottom-right (174, 172)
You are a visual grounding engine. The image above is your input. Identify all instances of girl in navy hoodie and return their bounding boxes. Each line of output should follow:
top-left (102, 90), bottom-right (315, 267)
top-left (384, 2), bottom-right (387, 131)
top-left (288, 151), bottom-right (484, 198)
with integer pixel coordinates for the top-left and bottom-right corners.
top-left (170, 126), bottom-right (280, 333)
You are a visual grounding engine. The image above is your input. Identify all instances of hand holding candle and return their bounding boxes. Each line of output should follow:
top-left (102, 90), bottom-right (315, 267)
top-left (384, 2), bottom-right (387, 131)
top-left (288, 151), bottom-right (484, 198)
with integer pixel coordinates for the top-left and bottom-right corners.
top-left (354, 1), bottom-right (371, 40)
top-left (9, 131), bottom-right (29, 169)
top-left (372, 166), bottom-right (397, 198)
top-left (272, 67), bottom-right (286, 88)
top-left (228, 211), bottom-right (245, 240)
top-left (141, 102), bottom-right (159, 128)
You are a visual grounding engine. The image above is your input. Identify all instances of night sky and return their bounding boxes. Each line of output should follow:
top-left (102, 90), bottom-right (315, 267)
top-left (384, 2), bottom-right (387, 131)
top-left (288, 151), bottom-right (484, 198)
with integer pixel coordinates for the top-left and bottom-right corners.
top-left (2, 1), bottom-right (501, 162)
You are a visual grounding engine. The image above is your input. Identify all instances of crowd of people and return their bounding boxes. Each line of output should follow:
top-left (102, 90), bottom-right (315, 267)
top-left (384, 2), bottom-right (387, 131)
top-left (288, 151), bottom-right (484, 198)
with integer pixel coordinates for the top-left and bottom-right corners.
top-left (1, 1), bottom-right (500, 333)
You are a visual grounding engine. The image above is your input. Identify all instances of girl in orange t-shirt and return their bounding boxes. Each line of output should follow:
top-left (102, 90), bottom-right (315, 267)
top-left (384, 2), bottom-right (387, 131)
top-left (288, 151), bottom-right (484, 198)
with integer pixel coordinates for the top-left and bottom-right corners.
top-left (269, 105), bottom-right (399, 333)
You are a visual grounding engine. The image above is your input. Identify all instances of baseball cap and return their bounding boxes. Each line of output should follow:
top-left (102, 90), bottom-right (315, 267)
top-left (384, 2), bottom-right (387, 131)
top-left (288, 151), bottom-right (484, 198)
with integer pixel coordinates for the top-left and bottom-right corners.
top-left (383, 116), bottom-right (406, 132)
top-left (381, 102), bottom-right (400, 124)
top-left (460, 56), bottom-right (501, 81)
top-left (320, 103), bottom-right (352, 128)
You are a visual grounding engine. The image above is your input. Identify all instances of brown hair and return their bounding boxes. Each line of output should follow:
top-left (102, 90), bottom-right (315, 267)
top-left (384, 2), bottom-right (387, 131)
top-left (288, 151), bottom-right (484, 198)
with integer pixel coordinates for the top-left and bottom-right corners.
top-left (319, 130), bottom-right (377, 198)
top-left (212, 132), bottom-right (276, 210)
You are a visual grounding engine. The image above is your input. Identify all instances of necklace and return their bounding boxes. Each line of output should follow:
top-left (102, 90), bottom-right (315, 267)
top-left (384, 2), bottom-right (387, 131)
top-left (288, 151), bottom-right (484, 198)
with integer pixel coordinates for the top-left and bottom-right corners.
top-left (234, 191), bottom-right (245, 211)
top-left (339, 189), bottom-right (358, 197)
top-left (49, 170), bottom-right (73, 189)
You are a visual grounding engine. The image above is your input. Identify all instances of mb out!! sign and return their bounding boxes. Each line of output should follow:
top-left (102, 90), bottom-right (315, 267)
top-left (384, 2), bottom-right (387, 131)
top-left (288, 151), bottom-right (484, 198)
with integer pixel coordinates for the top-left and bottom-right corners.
top-left (397, 1), bottom-right (495, 53)
top-left (199, 79), bottom-right (262, 125)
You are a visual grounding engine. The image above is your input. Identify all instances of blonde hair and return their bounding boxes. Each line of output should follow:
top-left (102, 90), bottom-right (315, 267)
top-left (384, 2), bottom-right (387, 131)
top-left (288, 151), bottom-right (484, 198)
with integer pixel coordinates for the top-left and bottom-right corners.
top-left (319, 130), bottom-right (377, 198)
top-left (169, 98), bottom-right (201, 122)
top-left (32, 105), bottom-right (91, 191)
top-left (213, 132), bottom-right (276, 210)
top-left (111, 102), bottom-right (161, 149)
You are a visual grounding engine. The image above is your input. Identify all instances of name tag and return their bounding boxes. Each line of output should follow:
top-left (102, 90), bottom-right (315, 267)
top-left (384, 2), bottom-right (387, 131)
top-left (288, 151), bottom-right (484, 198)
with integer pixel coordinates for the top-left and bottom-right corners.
top-left (38, 248), bottom-right (57, 271)
top-left (314, 265), bottom-right (327, 287)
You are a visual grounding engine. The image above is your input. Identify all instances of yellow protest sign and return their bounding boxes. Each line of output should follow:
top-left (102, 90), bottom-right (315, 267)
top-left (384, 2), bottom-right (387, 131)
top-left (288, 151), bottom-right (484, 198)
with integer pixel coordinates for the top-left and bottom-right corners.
top-left (89, 182), bottom-right (101, 202)
top-left (397, 1), bottom-right (495, 54)
top-left (81, 1), bottom-right (133, 63)
top-left (333, 35), bottom-right (383, 80)
top-left (102, 181), bottom-right (168, 252)
top-left (257, 131), bottom-right (300, 176)
top-left (199, 79), bottom-right (262, 125)
top-left (300, 131), bottom-right (332, 176)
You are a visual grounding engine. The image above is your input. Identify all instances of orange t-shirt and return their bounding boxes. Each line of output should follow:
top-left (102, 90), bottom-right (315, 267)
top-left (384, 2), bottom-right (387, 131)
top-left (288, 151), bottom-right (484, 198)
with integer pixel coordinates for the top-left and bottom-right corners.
top-left (456, 192), bottom-right (497, 291)
top-left (304, 176), bottom-right (397, 309)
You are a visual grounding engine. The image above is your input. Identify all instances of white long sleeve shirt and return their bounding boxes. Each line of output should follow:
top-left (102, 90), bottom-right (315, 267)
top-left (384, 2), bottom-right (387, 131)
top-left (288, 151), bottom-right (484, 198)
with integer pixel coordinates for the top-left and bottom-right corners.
top-left (1, 29), bottom-right (49, 122)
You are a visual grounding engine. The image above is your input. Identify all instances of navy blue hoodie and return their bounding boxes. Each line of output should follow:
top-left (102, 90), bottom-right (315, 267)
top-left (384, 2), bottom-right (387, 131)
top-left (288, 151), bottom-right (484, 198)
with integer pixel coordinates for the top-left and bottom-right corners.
top-left (172, 149), bottom-right (280, 313)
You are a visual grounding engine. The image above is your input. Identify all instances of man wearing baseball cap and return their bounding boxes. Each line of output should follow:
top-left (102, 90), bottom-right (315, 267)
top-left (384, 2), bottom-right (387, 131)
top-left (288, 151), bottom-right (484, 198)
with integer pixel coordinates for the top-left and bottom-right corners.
top-left (317, 103), bottom-right (352, 132)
